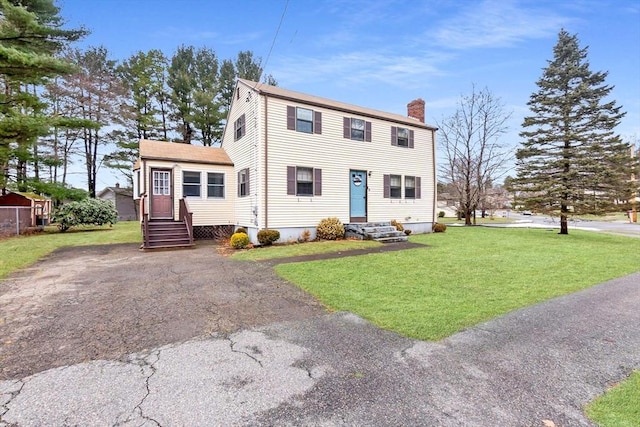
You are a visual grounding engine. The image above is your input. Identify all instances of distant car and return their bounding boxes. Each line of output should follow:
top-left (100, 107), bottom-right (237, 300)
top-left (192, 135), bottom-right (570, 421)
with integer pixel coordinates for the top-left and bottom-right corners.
top-left (522, 210), bottom-right (532, 215)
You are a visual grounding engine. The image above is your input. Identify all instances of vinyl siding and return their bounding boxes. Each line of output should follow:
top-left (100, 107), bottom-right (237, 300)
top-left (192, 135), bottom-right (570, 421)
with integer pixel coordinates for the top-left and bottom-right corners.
top-left (263, 96), bottom-right (435, 228)
top-left (142, 159), bottom-right (235, 226)
top-left (222, 83), bottom-right (262, 228)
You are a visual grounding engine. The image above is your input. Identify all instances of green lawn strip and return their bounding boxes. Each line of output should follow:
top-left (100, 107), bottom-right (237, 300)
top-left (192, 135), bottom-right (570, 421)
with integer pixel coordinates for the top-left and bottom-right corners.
top-left (438, 216), bottom-right (515, 224)
top-left (586, 371), bottom-right (640, 427)
top-left (275, 227), bottom-right (640, 341)
top-left (230, 239), bottom-right (383, 261)
top-left (0, 221), bottom-right (141, 279)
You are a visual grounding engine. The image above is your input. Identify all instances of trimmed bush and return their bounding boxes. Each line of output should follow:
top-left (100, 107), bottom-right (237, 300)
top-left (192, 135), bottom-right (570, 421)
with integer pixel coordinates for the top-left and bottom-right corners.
top-left (235, 227), bottom-right (248, 234)
top-left (432, 223), bottom-right (447, 233)
top-left (230, 232), bottom-right (250, 249)
top-left (299, 229), bottom-right (311, 243)
top-left (52, 198), bottom-right (118, 232)
top-left (438, 211), bottom-right (445, 218)
top-left (391, 219), bottom-right (404, 232)
top-left (257, 229), bottom-right (280, 246)
top-left (316, 217), bottom-right (345, 240)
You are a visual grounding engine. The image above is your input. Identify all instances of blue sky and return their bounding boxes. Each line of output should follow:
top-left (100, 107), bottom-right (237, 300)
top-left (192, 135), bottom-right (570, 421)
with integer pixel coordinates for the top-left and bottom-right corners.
top-left (58, 0), bottom-right (640, 187)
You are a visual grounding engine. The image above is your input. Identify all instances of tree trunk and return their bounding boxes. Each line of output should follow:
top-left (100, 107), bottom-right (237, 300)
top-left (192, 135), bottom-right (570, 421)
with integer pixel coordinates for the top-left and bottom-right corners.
top-left (560, 204), bottom-right (569, 235)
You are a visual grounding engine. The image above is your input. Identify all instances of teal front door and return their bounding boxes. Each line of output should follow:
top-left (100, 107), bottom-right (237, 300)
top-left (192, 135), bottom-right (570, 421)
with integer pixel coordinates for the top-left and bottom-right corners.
top-left (350, 170), bottom-right (367, 222)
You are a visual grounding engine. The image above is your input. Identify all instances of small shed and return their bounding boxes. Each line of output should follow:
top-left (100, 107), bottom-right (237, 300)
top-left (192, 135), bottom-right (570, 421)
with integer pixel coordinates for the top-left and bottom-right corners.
top-left (0, 191), bottom-right (52, 235)
top-left (97, 183), bottom-right (138, 221)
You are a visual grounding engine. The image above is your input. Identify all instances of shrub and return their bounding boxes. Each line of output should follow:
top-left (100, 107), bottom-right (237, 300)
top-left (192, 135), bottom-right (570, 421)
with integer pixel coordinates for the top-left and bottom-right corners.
top-left (52, 198), bottom-right (118, 232)
top-left (300, 229), bottom-right (311, 243)
top-left (404, 229), bottom-right (412, 235)
top-left (235, 227), bottom-right (248, 234)
top-left (230, 232), bottom-right (250, 249)
top-left (391, 219), bottom-right (404, 232)
top-left (257, 229), bottom-right (280, 246)
top-left (316, 217), bottom-right (345, 240)
top-left (432, 223), bottom-right (447, 233)
top-left (438, 211), bottom-right (445, 218)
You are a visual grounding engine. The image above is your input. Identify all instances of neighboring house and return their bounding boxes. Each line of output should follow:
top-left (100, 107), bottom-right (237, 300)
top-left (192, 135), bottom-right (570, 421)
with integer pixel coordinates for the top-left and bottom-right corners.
top-left (97, 183), bottom-right (138, 221)
top-left (0, 191), bottom-right (52, 235)
top-left (134, 79), bottom-right (438, 245)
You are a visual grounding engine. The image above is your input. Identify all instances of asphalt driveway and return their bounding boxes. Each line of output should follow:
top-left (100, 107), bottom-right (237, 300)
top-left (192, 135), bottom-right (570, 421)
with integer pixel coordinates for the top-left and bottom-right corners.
top-left (1, 243), bottom-right (639, 426)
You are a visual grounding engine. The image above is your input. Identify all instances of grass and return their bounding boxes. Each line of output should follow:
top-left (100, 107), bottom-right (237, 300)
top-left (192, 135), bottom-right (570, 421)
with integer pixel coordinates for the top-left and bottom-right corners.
top-left (586, 371), bottom-right (640, 427)
top-left (274, 227), bottom-right (640, 341)
top-left (0, 221), bottom-right (141, 279)
top-left (230, 239), bottom-right (383, 261)
top-left (438, 216), bottom-right (515, 224)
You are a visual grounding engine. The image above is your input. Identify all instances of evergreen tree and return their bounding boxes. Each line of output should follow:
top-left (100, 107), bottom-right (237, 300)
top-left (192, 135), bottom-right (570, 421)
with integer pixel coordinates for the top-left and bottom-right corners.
top-left (515, 29), bottom-right (634, 234)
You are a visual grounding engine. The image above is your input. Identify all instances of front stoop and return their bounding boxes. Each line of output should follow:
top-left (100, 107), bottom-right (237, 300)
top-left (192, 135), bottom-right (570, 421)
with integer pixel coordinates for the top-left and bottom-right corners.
top-left (345, 222), bottom-right (408, 243)
top-left (143, 220), bottom-right (194, 249)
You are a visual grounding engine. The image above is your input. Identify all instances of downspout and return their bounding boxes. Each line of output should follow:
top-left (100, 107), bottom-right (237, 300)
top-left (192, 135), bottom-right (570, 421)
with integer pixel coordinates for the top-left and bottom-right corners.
top-left (264, 94), bottom-right (269, 229)
top-left (431, 128), bottom-right (437, 226)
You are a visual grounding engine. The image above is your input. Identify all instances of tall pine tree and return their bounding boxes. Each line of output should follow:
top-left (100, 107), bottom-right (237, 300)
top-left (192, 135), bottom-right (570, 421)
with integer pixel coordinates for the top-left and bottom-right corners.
top-left (515, 29), bottom-right (635, 234)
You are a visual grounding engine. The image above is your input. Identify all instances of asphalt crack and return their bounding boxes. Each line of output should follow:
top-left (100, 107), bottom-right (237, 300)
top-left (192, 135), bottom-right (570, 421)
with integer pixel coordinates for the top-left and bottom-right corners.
top-left (228, 337), bottom-right (264, 368)
top-left (0, 378), bottom-right (27, 422)
top-left (119, 350), bottom-right (162, 427)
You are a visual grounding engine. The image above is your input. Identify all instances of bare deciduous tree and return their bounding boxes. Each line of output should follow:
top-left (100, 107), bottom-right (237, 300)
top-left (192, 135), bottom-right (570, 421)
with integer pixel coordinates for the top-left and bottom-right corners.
top-left (438, 86), bottom-right (511, 225)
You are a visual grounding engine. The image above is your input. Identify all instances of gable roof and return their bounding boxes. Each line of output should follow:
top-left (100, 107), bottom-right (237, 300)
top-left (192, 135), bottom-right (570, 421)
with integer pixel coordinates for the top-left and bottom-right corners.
top-left (237, 79), bottom-right (437, 130)
top-left (138, 139), bottom-right (233, 166)
top-left (97, 186), bottom-right (133, 198)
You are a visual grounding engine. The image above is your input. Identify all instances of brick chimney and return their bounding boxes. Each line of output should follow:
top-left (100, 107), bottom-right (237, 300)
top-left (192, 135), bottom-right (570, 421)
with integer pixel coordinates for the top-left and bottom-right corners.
top-left (407, 98), bottom-right (425, 123)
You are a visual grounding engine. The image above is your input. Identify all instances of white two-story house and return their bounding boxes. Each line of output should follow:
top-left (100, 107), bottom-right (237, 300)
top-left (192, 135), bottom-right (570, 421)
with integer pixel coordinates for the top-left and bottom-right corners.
top-left (135, 79), bottom-right (437, 247)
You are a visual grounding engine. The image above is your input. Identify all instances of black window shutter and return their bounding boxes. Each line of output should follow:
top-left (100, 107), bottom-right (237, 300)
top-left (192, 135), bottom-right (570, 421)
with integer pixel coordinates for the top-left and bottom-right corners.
top-left (314, 168), bottom-right (322, 196)
top-left (343, 117), bottom-right (351, 139)
top-left (314, 111), bottom-right (322, 134)
top-left (287, 166), bottom-right (296, 195)
top-left (237, 171), bottom-right (241, 196)
top-left (383, 174), bottom-right (390, 198)
top-left (409, 130), bottom-right (415, 148)
top-left (416, 176), bottom-right (421, 199)
top-left (365, 121), bottom-right (372, 142)
top-left (287, 106), bottom-right (295, 130)
top-left (391, 127), bottom-right (397, 146)
top-left (245, 168), bottom-right (250, 196)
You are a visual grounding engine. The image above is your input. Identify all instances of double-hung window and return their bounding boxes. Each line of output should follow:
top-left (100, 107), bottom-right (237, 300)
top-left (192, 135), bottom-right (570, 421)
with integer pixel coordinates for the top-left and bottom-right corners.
top-left (390, 175), bottom-right (402, 198)
top-left (183, 171), bottom-right (201, 197)
top-left (405, 176), bottom-right (416, 199)
top-left (287, 166), bottom-right (322, 196)
top-left (287, 106), bottom-right (322, 134)
top-left (296, 167), bottom-right (313, 196)
top-left (343, 117), bottom-right (372, 141)
top-left (207, 173), bottom-right (224, 198)
top-left (234, 114), bottom-right (246, 141)
top-left (238, 168), bottom-right (249, 197)
top-left (391, 126), bottom-right (414, 148)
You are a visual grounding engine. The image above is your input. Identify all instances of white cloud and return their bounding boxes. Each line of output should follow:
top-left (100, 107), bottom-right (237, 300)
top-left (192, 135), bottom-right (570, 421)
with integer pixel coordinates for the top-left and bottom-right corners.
top-left (431, 0), bottom-right (572, 50)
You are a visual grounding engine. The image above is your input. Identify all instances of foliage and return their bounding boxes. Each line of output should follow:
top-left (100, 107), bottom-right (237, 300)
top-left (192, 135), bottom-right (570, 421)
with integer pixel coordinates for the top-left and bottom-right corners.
top-left (438, 211), bottom-right (445, 218)
top-left (437, 86), bottom-right (511, 225)
top-left (586, 371), bottom-right (640, 427)
top-left (27, 179), bottom-right (87, 204)
top-left (51, 197), bottom-right (118, 232)
top-left (404, 229), bottom-right (412, 235)
top-left (0, 220), bottom-right (141, 279)
top-left (275, 227), bottom-right (640, 340)
top-left (514, 30), bottom-right (634, 235)
top-left (257, 229), bottom-right (280, 246)
top-left (316, 217), bottom-right (345, 240)
top-left (235, 226), bottom-right (247, 234)
top-left (230, 232), bottom-right (249, 249)
top-left (432, 223), bottom-right (447, 233)
top-left (391, 219), bottom-right (404, 232)
top-left (300, 229), bottom-right (311, 243)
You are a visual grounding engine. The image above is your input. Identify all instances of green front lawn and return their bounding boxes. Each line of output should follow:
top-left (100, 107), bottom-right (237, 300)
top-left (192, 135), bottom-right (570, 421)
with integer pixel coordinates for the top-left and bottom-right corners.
top-left (274, 227), bottom-right (640, 340)
top-left (586, 371), bottom-right (640, 427)
top-left (0, 221), bottom-right (141, 279)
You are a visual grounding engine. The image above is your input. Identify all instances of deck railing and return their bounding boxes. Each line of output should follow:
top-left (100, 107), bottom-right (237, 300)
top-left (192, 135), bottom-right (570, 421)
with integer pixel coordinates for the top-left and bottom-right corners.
top-left (140, 193), bottom-right (150, 248)
top-left (179, 197), bottom-right (194, 245)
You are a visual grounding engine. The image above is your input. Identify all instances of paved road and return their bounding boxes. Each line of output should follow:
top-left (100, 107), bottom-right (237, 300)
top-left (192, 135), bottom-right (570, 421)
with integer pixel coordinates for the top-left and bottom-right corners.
top-left (1, 270), bottom-right (639, 426)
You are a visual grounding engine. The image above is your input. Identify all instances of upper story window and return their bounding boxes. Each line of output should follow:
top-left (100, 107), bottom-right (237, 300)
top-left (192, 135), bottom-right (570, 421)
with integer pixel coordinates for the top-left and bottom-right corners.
top-left (343, 117), bottom-right (372, 141)
top-left (183, 171), bottom-right (201, 197)
top-left (287, 105), bottom-right (322, 134)
top-left (234, 114), bottom-right (246, 141)
top-left (207, 172), bottom-right (224, 198)
top-left (391, 126), bottom-right (414, 148)
top-left (238, 168), bottom-right (249, 197)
